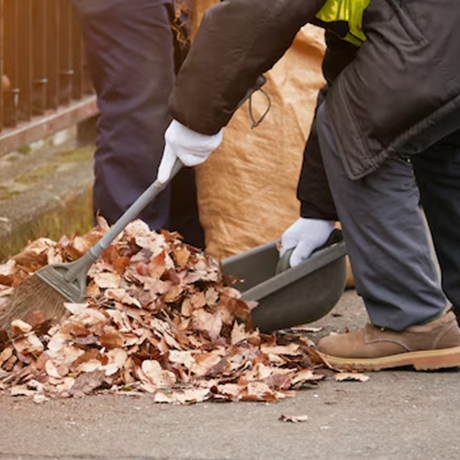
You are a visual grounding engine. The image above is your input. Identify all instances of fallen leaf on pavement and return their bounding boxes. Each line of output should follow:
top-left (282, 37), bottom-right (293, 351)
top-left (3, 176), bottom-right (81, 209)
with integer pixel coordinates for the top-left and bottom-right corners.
top-left (335, 373), bottom-right (369, 382)
top-left (279, 414), bottom-right (309, 423)
top-left (291, 325), bottom-right (324, 333)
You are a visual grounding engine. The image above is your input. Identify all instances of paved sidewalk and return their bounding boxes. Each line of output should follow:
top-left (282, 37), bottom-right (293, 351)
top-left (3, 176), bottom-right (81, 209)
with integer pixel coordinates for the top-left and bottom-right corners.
top-left (0, 136), bottom-right (458, 459)
top-left (1, 290), bottom-right (459, 460)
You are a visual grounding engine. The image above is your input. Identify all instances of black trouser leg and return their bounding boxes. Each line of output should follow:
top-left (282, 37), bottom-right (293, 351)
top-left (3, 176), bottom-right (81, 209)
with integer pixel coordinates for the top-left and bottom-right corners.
top-left (412, 128), bottom-right (460, 321)
top-left (75, 0), bottom-right (174, 230)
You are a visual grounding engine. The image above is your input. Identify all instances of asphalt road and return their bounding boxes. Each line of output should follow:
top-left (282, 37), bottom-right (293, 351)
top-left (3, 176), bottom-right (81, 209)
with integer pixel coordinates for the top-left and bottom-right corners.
top-left (1, 290), bottom-right (459, 460)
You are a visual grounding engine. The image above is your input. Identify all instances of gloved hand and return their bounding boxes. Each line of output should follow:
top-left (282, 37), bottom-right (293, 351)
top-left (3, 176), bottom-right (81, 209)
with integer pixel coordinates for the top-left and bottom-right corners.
top-left (280, 218), bottom-right (335, 267)
top-left (158, 119), bottom-right (223, 184)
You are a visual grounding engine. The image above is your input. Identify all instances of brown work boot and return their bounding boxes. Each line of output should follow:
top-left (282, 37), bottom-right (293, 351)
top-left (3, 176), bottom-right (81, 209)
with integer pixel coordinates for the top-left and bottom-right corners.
top-left (317, 311), bottom-right (460, 372)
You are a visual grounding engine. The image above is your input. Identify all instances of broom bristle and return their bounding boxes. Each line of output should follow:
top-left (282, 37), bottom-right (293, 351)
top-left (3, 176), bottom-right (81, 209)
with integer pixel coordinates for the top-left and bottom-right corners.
top-left (0, 275), bottom-right (68, 332)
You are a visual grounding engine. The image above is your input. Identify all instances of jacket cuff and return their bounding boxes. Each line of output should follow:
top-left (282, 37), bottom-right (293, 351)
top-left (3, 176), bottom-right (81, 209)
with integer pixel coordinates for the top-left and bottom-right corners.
top-left (300, 201), bottom-right (338, 221)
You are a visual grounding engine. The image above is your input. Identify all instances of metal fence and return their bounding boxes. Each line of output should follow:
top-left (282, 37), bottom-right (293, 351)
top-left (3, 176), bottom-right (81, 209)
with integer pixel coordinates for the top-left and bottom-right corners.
top-left (0, 0), bottom-right (97, 157)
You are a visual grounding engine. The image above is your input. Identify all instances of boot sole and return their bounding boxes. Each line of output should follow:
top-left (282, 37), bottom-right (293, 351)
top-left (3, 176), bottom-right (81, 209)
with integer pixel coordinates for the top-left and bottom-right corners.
top-left (317, 345), bottom-right (460, 372)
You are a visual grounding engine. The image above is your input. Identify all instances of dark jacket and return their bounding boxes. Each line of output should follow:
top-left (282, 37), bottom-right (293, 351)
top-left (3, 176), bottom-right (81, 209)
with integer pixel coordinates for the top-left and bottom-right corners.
top-left (170, 0), bottom-right (326, 132)
top-left (328, 0), bottom-right (460, 179)
top-left (170, 0), bottom-right (460, 185)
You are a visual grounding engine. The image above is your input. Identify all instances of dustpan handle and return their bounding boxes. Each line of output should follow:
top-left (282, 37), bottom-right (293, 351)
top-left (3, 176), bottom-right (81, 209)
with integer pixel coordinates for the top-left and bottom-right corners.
top-left (91, 159), bottom-right (183, 258)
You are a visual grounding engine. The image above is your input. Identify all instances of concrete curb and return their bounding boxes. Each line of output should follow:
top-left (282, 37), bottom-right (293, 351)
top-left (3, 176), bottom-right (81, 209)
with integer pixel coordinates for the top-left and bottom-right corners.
top-left (0, 139), bottom-right (95, 261)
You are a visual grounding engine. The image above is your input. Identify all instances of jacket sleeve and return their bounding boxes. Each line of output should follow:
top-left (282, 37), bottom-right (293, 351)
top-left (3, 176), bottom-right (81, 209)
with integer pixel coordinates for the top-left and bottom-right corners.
top-left (170, 0), bottom-right (327, 135)
top-left (297, 87), bottom-right (338, 221)
top-left (297, 33), bottom-right (358, 220)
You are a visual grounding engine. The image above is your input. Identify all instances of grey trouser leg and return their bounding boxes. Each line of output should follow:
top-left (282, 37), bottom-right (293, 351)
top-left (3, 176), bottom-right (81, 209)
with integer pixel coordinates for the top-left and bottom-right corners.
top-left (316, 104), bottom-right (447, 330)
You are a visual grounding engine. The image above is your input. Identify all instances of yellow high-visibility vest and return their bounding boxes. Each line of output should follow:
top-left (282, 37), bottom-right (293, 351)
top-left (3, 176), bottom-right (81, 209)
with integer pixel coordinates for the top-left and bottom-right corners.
top-left (315, 0), bottom-right (371, 46)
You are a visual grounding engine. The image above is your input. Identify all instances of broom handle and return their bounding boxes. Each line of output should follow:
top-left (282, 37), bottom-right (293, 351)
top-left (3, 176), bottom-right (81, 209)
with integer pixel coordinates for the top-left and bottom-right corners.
top-left (94, 158), bottom-right (183, 257)
top-left (61, 159), bottom-right (183, 284)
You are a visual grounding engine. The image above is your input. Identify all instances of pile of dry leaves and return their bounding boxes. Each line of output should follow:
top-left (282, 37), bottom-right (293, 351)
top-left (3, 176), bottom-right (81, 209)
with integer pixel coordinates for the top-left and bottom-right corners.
top-left (0, 218), bottom-right (327, 404)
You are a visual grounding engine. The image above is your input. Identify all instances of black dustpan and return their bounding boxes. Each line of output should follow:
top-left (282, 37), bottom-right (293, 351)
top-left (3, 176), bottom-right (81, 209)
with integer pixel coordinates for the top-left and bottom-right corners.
top-left (222, 230), bottom-right (347, 333)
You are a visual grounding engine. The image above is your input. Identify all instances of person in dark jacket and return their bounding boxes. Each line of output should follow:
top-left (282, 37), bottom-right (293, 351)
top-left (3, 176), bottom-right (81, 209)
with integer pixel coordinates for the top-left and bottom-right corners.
top-left (157, 0), bottom-right (460, 372)
top-left (71, 0), bottom-right (204, 247)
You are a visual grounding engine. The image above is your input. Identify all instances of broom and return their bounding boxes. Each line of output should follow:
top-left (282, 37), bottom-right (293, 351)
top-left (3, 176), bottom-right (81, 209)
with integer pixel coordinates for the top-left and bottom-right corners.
top-left (0, 159), bottom-right (183, 331)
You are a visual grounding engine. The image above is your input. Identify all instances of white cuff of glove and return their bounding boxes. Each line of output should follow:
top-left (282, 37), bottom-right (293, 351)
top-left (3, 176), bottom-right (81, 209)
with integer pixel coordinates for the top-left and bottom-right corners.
top-left (280, 217), bottom-right (335, 267)
top-left (158, 120), bottom-right (223, 184)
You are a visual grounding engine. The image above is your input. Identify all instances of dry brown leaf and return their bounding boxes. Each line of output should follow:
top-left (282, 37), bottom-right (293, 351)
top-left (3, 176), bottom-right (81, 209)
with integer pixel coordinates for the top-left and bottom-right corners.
top-left (231, 322), bottom-right (252, 345)
top-left (49, 376), bottom-right (75, 394)
top-left (204, 288), bottom-right (219, 307)
top-left (241, 382), bottom-right (277, 402)
top-left (106, 310), bottom-right (132, 333)
top-left (172, 245), bottom-right (190, 269)
top-left (71, 308), bottom-right (108, 327)
top-left (99, 332), bottom-right (124, 349)
top-left (70, 370), bottom-right (106, 397)
top-left (47, 331), bottom-right (72, 354)
top-left (0, 347), bottom-right (13, 366)
top-left (181, 298), bottom-right (193, 317)
top-left (76, 359), bottom-right (104, 373)
top-left (63, 303), bottom-right (89, 315)
top-left (13, 333), bottom-right (44, 355)
top-left (141, 360), bottom-right (176, 388)
top-left (12, 238), bottom-right (54, 268)
top-left (162, 283), bottom-right (184, 303)
top-left (10, 320), bottom-right (32, 335)
top-left (192, 309), bottom-right (222, 337)
top-left (102, 349), bottom-right (128, 376)
top-left (168, 350), bottom-right (195, 371)
top-left (335, 373), bottom-right (369, 382)
top-left (0, 260), bottom-right (17, 279)
top-left (216, 383), bottom-right (242, 399)
top-left (154, 391), bottom-right (174, 403)
top-left (0, 285), bottom-right (14, 297)
top-left (105, 289), bottom-right (142, 308)
top-left (190, 292), bottom-right (206, 310)
top-left (92, 272), bottom-right (122, 289)
top-left (279, 414), bottom-right (309, 423)
top-left (192, 351), bottom-right (223, 376)
top-left (67, 235), bottom-right (94, 259)
top-left (291, 369), bottom-right (325, 385)
top-left (291, 325), bottom-right (324, 333)
top-left (45, 360), bottom-right (63, 379)
top-left (173, 388), bottom-right (209, 404)
top-left (10, 385), bottom-right (36, 397)
top-left (86, 281), bottom-right (101, 298)
top-left (261, 344), bottom-right (301, 356)
top-left (146, 251), bottom-right (168, 279)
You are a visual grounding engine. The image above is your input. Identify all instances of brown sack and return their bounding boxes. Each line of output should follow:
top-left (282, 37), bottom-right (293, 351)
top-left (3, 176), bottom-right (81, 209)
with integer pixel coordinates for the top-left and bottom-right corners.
top-left (194, 25), bottom-right (326, 259)
top-left (191, 0), bottom-right (218, 36)
top-left (190, 5), bottom-right (355, 287)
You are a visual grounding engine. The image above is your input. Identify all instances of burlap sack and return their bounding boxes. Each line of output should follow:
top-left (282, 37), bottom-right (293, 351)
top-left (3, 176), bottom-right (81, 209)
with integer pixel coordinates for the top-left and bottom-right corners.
top-left (192, 21), bottom-right (327, 259)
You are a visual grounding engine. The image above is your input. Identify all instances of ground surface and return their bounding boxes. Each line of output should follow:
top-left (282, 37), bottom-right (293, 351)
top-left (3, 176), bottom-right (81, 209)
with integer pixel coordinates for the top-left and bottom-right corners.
top-left (1, 290), bottom-right (458, 460)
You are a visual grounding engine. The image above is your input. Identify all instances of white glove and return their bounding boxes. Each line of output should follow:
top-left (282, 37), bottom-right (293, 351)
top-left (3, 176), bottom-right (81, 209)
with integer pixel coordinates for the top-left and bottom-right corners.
top-left (158, 120), bottom-right (223, 183)
top-left (280, 218), bottom-right (335, 267)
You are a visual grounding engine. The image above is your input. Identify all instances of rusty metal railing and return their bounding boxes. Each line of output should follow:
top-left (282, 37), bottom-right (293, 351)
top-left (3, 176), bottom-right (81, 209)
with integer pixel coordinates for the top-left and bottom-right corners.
top-left (0, 0), bottom-right (97, 157)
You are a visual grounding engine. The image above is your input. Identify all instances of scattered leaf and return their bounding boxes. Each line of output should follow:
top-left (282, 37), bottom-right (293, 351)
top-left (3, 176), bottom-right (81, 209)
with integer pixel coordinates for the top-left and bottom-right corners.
top-left (279, 414), bottom-right (309, 423)
top-left (335, 373), bottom-right (369, 382)
top-left (291, 325), bottom-right (324, 333)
